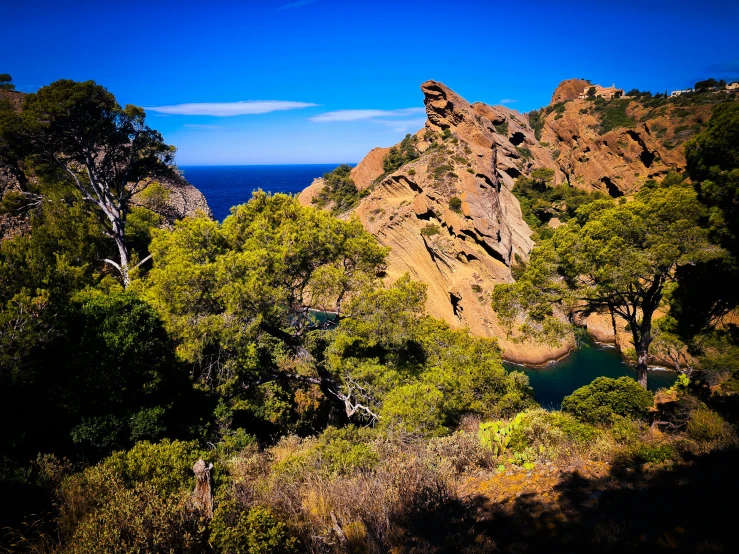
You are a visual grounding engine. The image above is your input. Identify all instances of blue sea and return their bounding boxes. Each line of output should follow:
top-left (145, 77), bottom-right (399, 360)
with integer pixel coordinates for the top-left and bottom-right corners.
top-left (180, 164), bottom-right (350, 221)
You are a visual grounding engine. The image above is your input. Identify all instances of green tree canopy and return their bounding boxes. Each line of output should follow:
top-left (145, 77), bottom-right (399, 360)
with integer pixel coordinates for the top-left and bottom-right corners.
top-left (147, 192), bottom-right (534, 433)
top-left (0, 73), bottom-right (13, 91)
top-left (686, 102), bottom-right (739, 250)
top-left (11, 80), bottom-right (175, 286)
top-left (146, 191), bottom-right (388, 422)
top-left (493, 177), bottom-right (718, 387)
top-left (562, 376), bottom-right (654, 424)
top-left (670, 102), bottom-right (739, 337)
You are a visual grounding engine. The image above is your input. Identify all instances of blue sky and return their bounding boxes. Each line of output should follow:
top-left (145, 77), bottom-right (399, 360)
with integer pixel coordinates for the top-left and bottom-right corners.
top-left (2, 0), bottom-right (738, 165)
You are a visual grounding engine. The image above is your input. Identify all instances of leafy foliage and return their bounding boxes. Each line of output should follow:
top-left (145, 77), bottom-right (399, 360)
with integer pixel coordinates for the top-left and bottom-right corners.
top-left (55, 440), bottom-right (207, 553)
top-left (592, 98), bottom-right (635, 134)
top-left (5, 79), bottom-right (175, 286)
top-left (383, 133), bottom-right (418, 172)
top-left (448, 196), bottom-right (462, 213)
top-left (329, 279), bottom-right (535, 435)
top-left (511, 169), bottom-right (605, 240)
top-left (210, 501), bottom-right (298, 554)
top-left (0, 73), bottom-right (14, 91)
top-left (562, 377), bottom-right (654, 424)
top-left (420, 223), bottom-right (440, 237)
top-left (312, 164), bottom-right (361, 214)
top-left (494, 175), bottom-right (717, 386)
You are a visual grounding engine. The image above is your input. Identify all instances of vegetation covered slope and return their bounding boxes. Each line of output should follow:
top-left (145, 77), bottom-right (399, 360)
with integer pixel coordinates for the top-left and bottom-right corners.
top-left (2, 74), bottom-right (739, 554)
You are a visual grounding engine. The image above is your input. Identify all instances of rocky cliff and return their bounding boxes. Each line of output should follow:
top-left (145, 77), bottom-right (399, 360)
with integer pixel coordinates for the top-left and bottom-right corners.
top-left (300, 80), bottom-right (574, 364)
top-left (298, 79), bottom-right (733, 363)
top-left (535, 80), bottom-right (722, 196)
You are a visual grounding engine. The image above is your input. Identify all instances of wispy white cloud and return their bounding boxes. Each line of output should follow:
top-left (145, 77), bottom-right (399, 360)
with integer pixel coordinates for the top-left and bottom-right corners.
top-left (373, 117), bottom-right (428, 133)
top-left (310, 107), bottom-right (425, 123)
top-left (146, 100), bottom-right (318, 117)
top-left (276, 0), bottom-right (316, 11)
top-left (184, 124), bottom-right (226, 129)
top-left (499, 98), bottom-right (519, 104)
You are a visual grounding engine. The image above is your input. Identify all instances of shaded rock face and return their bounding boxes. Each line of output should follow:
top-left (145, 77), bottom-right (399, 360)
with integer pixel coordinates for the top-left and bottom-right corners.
top-left (301, 80), bottom-right (571, 364)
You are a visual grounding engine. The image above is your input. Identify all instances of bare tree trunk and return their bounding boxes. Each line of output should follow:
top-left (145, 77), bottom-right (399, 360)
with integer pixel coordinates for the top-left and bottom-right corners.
top-left (636, 345), bottom-right (649, 389)
top-left (608, 304), bottom-right (621, 352)
top-left (114, 232), bottom-right (130, 288)
top-left (192, 459), bottom-right (213, 518)
top-left (629, 319), bottom-right (651, 389)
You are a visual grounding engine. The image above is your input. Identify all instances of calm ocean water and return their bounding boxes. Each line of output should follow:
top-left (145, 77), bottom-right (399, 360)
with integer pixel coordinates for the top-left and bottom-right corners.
top-left (180, 164), bottom-right (350, 221)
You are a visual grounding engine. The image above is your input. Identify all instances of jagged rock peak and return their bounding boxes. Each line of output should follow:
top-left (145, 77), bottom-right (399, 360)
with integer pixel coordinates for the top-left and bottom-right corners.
top-left (420, 80), bottom-right (476, 132)
top-left (550, 78), bottom-right (591, 104)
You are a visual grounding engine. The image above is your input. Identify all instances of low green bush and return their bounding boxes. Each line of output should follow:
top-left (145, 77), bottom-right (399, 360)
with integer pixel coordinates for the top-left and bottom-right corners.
top-left (312, 164), bottom-right (360, 214)
top-left (102, 439), bottom-right (207, 495)
top-left (687, 407), bottom-right (736, 446)
top-left (562, 377), bottom-right (654, 424)
top-left (57, 440), bottom-right (210, 553)
top-left (421, 223), bottom-right (440, 237)
top-left (210, 499), bottom-right (298, 554)
top-left (383, 134), bottom-right (418, 172)
top-left (617, 442), bottom-right (676, 466)
top-left (449, 196), bottom-right (463, 213)
top-left (309, 426), bottom-right (380, 476)
top-left (609, 414), bottom-right (646, 445)
top-left (507, 409), bottom-right (599, 454)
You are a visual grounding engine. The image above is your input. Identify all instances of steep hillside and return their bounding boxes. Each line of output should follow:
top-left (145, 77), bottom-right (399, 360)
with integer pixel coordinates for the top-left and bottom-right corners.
top-left (300, 81), bottom-right (573, 364)
top-left (299, 79), bottom-right (737, 363)
top-left (533, 81), bottom-right (731, 196)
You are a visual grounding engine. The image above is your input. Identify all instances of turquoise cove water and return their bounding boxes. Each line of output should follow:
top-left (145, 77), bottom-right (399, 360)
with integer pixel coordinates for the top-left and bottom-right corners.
top-left (504, 337), bottom-right (678, 409)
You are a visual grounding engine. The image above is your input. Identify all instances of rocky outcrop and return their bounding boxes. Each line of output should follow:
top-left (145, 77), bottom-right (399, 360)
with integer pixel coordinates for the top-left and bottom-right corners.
top-left (350, 147), bottom-right (390, 191)
top-left (297, 177), bottom-right (326, 206)
top-left (298, 78), bottom-right (726, 364)
top-left (132, 171), bottom-right (213, 224)
top-left (551, 79), bottom-right (591, 104)
top-left (301, 80), bottom-right (572, 364)
top-left (538, 82), bottom-right (717, 196)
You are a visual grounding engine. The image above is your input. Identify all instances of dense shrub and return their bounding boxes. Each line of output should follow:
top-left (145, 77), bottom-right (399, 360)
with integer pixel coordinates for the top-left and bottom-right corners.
top-left (101, 439), bottom-right (206, 494)
top-left (381, 383), bottom-right (448, 437)
top-left (562, 377), bottom-right (654, 424)
top-left (506, 409), bottom-right (600, 457)
top-left (420, 223), bottom-right (440, 237)
top-left (511, 173), bottom-right (606, 240)
top-left (56, 440), bottom-right (209, 553)
top-left (62, 478), bottom-right (203, 553)
top-left (593, 98), bottom-right (635, 134)
top-left (383, 134), bottom-right (418, 173)
top-left (687, 406), bottom-right (737, 449)
top-left (615, 442), bottom-right (676, 466)
top-left (312, 164), bottom-right (360, 214)
top-left (210, 500), bottom-right (298, 554)
top-left (448, 196), bottom-right (463, 213)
